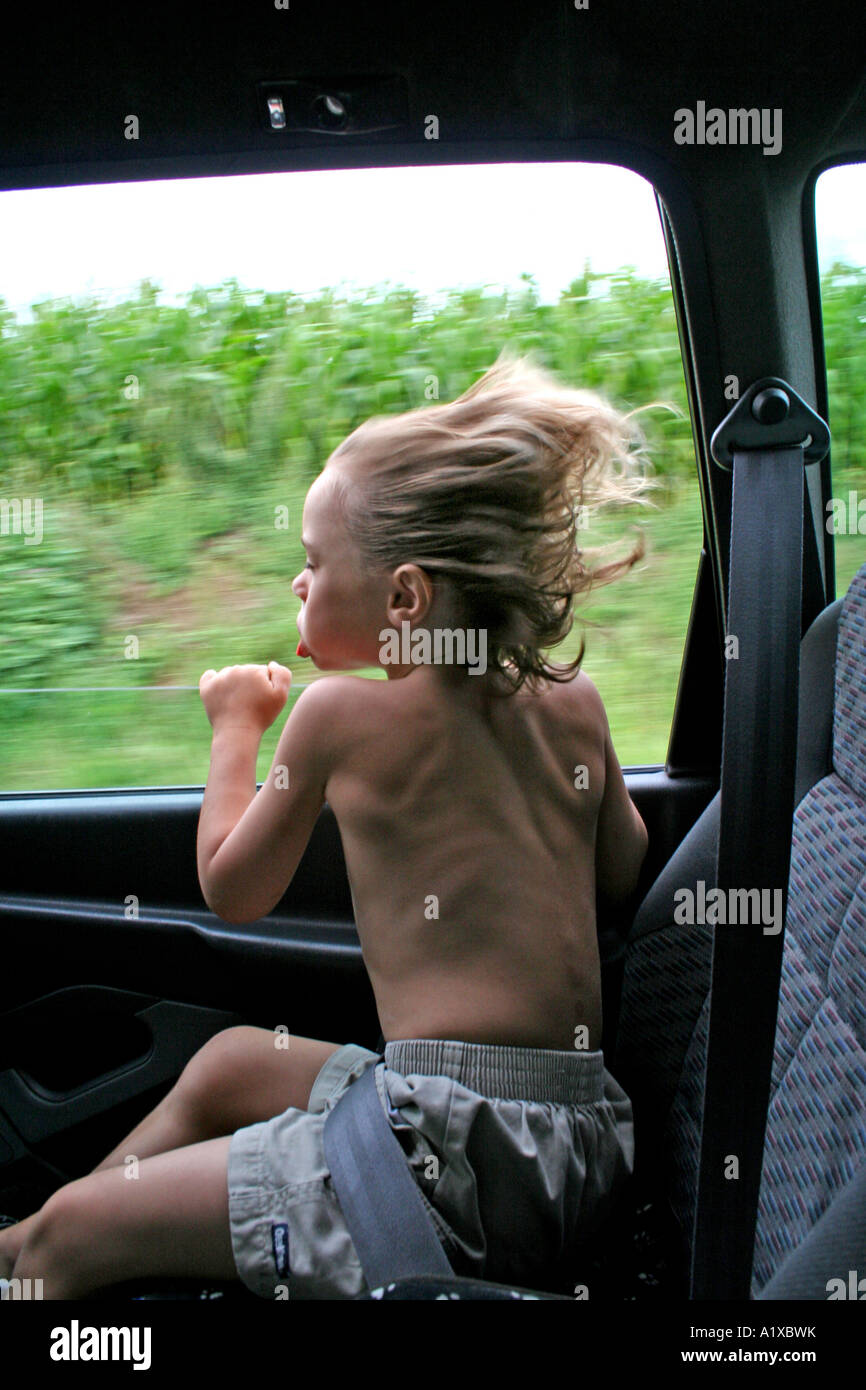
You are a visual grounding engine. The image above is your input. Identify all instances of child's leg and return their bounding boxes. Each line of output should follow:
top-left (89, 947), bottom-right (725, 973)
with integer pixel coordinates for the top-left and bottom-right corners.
top-left (91, 1027), bottom-right (343, 1169)
top-left (0, 1028), bottom-right (342, 1276)
top-left (11, 1135), bottom-right (237, 1299)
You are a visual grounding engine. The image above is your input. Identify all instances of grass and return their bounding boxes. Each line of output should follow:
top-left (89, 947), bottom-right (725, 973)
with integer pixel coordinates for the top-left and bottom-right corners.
top-left (0, 467), bottom-right (860, 792)
top-left (0, 479), bottom-right (704, 789)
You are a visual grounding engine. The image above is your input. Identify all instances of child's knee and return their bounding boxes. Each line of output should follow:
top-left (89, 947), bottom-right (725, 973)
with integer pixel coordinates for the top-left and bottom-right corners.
top-left (174, 1025), bottom-right (266, 1132)
top-left (17, 1183), bottom-right (87, 1269)
top-left (13, 1180), bottom-right (132, 1298)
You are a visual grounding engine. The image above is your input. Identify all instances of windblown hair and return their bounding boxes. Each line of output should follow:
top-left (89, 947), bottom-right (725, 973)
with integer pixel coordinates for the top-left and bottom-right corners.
top-left (327, 346), bottom-right (653, 693)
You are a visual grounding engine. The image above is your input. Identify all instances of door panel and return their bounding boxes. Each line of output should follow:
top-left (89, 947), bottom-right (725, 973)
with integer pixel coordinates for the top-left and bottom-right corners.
top-left (1, 989), bottom-right (243, 1141)
top-left (1, 772), bottom-right (714, 1209)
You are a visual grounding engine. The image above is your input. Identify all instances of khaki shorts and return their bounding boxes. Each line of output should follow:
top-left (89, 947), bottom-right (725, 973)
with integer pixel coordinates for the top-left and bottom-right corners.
top-left (226, 1038), bottom-right (634, 1300)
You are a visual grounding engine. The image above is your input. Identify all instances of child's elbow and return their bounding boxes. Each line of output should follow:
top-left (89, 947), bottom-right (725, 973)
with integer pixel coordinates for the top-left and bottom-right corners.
top-left (214, 903), bottom-right (262, 927)
top-left (627, 807), bottom-right (650, 893)
top-left (201, 878), bottom-right (265, 926)
top-left (638, 823), bottom-right (649, 882)
top-left (634, 804), bottom-right (649, 857)
top-left (597, 807), bottom-right (649, 903)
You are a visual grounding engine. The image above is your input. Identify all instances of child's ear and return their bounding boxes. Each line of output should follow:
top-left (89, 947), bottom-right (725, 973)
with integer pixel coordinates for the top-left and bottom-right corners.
top-left (387, 563), bottom-right (434, 624)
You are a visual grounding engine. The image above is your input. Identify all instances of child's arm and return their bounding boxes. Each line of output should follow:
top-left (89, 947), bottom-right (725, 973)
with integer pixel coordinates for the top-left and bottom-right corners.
top-left (594, 710), bottom-right (649, 903)
top-left (197, 662), bottom-right (342, 925)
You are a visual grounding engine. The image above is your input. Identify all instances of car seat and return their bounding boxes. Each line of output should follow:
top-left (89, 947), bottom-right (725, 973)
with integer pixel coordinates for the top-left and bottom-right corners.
top-left (615, 558), bottom-right (866, 1299)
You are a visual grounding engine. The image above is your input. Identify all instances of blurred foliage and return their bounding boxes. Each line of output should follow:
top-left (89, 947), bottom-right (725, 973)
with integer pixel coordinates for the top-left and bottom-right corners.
top-left (0, 263), bottom-right (862, 786)
top-left (0, 269), bottom-right (697, 505)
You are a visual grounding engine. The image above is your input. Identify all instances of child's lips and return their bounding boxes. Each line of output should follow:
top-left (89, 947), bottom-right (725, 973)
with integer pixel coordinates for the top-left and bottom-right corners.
top-left (296, 602), bottom-right (309, 657)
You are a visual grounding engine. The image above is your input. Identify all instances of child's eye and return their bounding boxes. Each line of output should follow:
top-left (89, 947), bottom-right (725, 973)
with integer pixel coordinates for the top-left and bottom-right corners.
top-left (304, 561), bottom-right (315, 571)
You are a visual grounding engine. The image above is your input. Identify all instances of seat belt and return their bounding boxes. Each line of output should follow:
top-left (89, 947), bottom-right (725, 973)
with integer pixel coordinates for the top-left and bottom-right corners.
top-left (323, 1063), bottom-right (453, 1289)
top-left (690, 378), bottom-right (830, 1300)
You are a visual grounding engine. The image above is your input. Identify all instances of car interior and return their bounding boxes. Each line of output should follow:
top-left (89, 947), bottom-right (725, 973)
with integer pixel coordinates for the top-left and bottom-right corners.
top-left (2, 0), bottom-right (865, 1315)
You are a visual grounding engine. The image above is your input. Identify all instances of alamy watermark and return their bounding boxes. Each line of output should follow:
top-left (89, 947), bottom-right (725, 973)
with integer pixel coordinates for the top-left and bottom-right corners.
top-left (826, 491), bottom-right (866, 534)
top-left (1, 1276), bottom-right (44, 1300)
top-left (379, 621), bottom-right (488, 675)
top-left (674, 880), bottom-right (783, 934)
top-left (49, 1320), bottom-right (151, 1369)
top-left (826, 1270), bottom-right (865, 1299)
top-left (674, 102), bottom-right (782, 156)
top-left (0, 497), bottom-right (43, 545)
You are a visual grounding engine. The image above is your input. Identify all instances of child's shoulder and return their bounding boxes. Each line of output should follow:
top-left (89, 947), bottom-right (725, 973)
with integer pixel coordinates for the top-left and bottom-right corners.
top-left (537, 666), bottom-right (609, 732)
top-left (293, 672), bottom-right (373, 705)
top-left (289, 671), bottom-right (399, 734)
top-left (289, 672), bottom-right (379, 724)
top-left (293, 667), bottom-right (610, 742)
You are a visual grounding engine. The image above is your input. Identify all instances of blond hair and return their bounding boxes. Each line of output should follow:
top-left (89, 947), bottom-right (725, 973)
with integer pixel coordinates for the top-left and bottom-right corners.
top-left (327, 346), bottom-right (651, 693)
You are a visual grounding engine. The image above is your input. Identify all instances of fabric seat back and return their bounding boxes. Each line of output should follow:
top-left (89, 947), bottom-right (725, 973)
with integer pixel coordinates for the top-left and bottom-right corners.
top-left (616, 561), bottom-right (866, 1296)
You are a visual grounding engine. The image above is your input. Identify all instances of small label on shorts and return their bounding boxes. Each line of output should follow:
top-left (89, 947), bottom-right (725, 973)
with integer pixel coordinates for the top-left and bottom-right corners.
top-left (271, 1223), bottom-right (290, 1279)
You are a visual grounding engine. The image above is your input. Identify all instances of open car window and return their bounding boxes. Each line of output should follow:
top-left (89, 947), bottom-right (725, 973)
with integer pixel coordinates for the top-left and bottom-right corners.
top-left (0, 162), bottom-right (701, 791)
top-left (814, 160), bottom-right (866, 599)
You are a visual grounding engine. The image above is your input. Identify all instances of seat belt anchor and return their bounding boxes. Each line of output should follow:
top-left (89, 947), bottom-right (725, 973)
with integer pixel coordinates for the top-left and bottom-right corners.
top-left (710, 376), bottom-right (830, 470)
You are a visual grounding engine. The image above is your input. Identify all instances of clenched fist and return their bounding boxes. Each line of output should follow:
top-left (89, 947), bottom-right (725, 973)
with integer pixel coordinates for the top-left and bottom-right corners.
top-left (199, 661), bottom-right (292, 735)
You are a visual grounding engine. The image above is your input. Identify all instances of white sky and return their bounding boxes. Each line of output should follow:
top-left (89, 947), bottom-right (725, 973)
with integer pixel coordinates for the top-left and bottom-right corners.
top-left (0, 160), bottom-right (863, 324)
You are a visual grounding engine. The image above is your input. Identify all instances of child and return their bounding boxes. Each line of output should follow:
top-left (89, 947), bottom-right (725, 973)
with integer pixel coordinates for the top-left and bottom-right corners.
top-left (0, 348), bottom-right (649, 1299)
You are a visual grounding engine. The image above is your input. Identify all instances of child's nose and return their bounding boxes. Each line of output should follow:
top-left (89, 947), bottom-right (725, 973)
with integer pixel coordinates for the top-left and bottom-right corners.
top-left (291, 572), bottom-right (305, 597)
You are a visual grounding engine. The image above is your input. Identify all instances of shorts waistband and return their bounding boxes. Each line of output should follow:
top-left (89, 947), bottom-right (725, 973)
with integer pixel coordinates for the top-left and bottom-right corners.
top-left (382, 1038), bottom-right (605, 1104)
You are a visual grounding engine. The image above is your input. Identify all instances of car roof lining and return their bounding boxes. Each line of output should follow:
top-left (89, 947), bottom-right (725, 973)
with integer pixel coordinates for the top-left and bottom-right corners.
top-left (2, 1), bottom-right (866, 190)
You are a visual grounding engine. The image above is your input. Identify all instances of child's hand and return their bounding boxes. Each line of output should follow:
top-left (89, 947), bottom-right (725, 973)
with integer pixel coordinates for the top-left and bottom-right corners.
top-left (199, 662), bottom-right (292, 735)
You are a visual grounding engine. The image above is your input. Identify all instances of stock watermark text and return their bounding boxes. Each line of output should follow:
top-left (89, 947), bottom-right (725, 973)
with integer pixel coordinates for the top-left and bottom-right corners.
top-left (379, 621), bottom-right (488, 675)
top-left (0, 497), bottom-right (43, 544)
top-left (674, 102), bottom-right (782, 155)
top-left (673, 880), bottom-right (783, 934)
top-left (49, 1320), bottom-right (151, 1370)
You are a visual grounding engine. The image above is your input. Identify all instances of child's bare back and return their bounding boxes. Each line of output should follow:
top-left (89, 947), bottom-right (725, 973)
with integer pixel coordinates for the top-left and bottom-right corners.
top-left (319, 664), bottom-right (647, 1052)
top-left (198, 348), bottom-right (650, 1061)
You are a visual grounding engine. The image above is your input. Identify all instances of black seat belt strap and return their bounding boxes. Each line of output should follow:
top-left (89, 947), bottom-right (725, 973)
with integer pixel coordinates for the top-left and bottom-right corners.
top-left (691, 379), bottom-right (830, 1300)
top-left (323, 1062), bottom-right (453, 1289)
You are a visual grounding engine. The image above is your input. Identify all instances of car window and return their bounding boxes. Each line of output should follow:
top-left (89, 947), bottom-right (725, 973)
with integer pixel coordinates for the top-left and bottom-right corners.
top-left (814, 161), bottom-right (866, 599)
top-left (0, 163), bottom-right (700, 791)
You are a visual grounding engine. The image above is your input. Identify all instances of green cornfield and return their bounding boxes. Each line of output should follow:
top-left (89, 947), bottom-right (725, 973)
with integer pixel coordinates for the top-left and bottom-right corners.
top-left (0, 264), bottom-right (863, 789)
